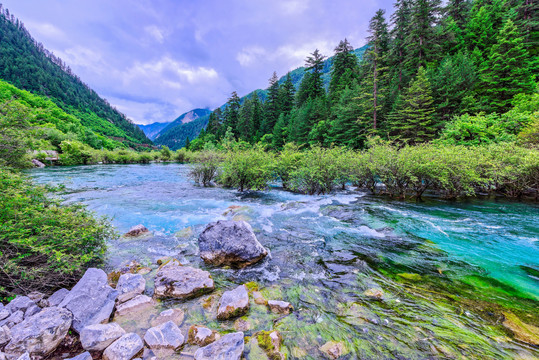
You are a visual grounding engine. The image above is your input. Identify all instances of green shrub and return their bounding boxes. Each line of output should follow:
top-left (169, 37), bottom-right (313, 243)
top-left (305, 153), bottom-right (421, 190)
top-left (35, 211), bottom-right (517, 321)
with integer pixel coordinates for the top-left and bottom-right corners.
top-left (218, 146), bottom-right (274, 191)
top-left (189, 151), bottom-right (223, 186)
top-left (275, 143), bottom-right (304, 189)
top-left (0, 169), bottom-right (115, 299)
top-left (59, 140), bottom-right (96, 165)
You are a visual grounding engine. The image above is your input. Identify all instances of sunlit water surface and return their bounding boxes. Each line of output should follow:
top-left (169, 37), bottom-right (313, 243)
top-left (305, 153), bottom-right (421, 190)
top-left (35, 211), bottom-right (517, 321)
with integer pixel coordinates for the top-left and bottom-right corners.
top-left (29, 164), bottom-right (539, 359)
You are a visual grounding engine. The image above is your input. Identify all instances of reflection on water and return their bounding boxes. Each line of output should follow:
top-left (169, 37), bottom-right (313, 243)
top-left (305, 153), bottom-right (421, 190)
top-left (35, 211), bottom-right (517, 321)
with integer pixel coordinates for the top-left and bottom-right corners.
top-left (29, 164), bottom-right (539, 359)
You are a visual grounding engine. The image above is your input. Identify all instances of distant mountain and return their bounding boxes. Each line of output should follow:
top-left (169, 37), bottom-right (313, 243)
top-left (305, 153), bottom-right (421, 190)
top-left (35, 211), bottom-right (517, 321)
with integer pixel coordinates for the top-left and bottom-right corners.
top-left (138, 122), bottom-right (171, 141)
top-left (0, 6), bottom-right (151, 148)
top-left (158, 45), bottom-right (368, 148)
top-left (153, 108), bottom-right (211, 150)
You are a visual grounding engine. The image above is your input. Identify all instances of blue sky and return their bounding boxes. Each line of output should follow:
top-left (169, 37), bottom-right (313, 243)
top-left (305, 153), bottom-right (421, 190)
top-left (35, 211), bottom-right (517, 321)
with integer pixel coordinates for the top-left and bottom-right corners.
top-left (4, 0), bottom-right (394, 125)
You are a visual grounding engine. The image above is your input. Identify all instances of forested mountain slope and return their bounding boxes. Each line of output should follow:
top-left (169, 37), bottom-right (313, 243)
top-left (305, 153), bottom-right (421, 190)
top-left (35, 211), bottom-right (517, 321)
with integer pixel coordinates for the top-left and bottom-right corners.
top-left (153, 108), bottom-right (211, 150)
top-left (0, 6), bottom-right (151, 148)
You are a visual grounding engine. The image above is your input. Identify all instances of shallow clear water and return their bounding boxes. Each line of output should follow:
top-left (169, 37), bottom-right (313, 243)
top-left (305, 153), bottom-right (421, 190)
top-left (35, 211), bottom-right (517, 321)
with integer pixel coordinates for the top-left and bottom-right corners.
top-left (29, 164), bottom-right (539, 359)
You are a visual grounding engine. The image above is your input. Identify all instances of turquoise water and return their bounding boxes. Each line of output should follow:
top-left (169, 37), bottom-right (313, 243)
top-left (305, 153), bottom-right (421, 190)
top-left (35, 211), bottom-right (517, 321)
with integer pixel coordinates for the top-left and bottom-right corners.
top-left (29, 164), bottom-right (539, 359)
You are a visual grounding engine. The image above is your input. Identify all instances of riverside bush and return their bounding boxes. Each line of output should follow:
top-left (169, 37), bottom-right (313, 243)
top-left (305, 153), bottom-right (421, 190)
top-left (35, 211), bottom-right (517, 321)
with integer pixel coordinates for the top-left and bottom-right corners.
top-left (218, 146), bottom-right (274, 191)
top-left (0, 168), bottom-right (115, 299)
top-left (189, 150), bottom-right (223, 186)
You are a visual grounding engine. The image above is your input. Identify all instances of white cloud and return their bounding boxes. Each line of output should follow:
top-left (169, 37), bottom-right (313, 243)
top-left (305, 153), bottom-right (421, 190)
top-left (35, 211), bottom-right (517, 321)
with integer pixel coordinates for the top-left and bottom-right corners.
top-left (236, 46), bottom-right (266, 67)
top-left (144, 25), bottom-right (165, 43)
top-left (24, 21), bottom-right (65, 40)
top-left (279, 0), bottom-right (311, 15)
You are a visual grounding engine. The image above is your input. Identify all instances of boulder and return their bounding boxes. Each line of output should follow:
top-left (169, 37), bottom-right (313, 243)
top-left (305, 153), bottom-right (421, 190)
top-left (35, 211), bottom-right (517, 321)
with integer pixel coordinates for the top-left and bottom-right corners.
top-left (0, 311), bottom-right (23, 329)
top-left (267, 300), bottom-right (293, 315)
top-left (80, 323), bottom-right (126, 351)
top-left (154, 265), bottom-right (214, 300)
top-left (44, 288), bottom-right (70, 308)
top-left (115, 295), bottom-right (154, 317)
top-left (59, 268), bottom-right (118, 333)
top-left (194, 332), bottom-right (244, 360)
top-left (150, 308), bottom-right (184, 327)
top-left (320, 341), bottom-right (346, 359)
top-left (253, 331), bottom-right (285, 360)
top-left (15, 354), bottom-right (29, 360)
top-left (0, 352), bottom-right (5, 360)
top-left (364, 288), bottom-right (384, 300)
top-left (143, 321), bottom-right (184, 350)
top-left (31, 159), bottom-right (45, 168)
top-left (116, 274), bottom-right (146, 304)
top-left (0, 326), bottom-right (10, 346)
top-left (66, 352), bottom-right (92, 360)
top-left (198, 220), bottom-right (268, 268)
top-left (4, 307), bottom-right (72, 359)
top-left (124, 225), bottom-right (149, 237)
top-left (103, 333), bottom-right (144, 360)
top-left (253, 291), bottom-right (267, 305)
top-left (217, 285), bottom-right (249, 320)
top-left (0, 305), bottom-right (9, 321)
top-left (23, 305), bottom-right (40, 319)
top-left (5, 297), bottom-right (35, 315)
top-left (187, 325), bottom-right (220, 346)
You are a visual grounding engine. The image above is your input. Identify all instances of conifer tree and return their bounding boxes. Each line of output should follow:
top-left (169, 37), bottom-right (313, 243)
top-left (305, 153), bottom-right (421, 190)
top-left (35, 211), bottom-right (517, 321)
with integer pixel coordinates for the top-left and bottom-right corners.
top-left (329, 39), bottom-right (359, 102)
top-left (262, 72), bottom-right (281, 133)
top-left (272, 113), bottom-right (289, 149)
top-left (237, 97), bottom-right (254, 141)
top-left (479, 19), bottom-right (535, 112)
top-left (278, 73), bottom-right (296, 115)
top-left (223, 91), bottom-right (241, 138)
top-left (388, 67), bottom-right (437, 144)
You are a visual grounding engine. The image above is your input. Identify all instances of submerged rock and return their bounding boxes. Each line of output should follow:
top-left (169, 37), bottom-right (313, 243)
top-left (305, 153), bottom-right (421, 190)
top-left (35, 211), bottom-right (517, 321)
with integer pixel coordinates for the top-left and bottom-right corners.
top-left (116, 273), bottom-right (146, 304)
top-left (217, 285), bottom-right (249, 320)
top-left (267, 300), bottom-right (293, 315)
top-left (66, 352), bottom-right (92, 360)
top-left (502, 312), bottom-right (539, 345)
top-left (194, 332), bottom-right (244, 360)
top-left (364, 288), bottom-right (384, 300)
top-left (102, 333), bottom-right (143, 360)
top-left (124, 225), bottom-right (150, 237)
top-left (253, 291), bottom-right (267, 305)
top-left (187, 325), bottom-right (219, 347)
top-left (320, 341), bottom-right (346, 359)
top-left (143, 321), bottom-right (184, 350)
top-left (59, 268), bottom-right (118, 333)
top-left (4, 307), bottom-right (72, 359)
top-left (198, 220), bottom-right (268, 268)
top-left (115, 295), bottom-right (155, 317)
top-left (150, 308), bottom-right (185, 327)
top-left (154, 264), bottom-right (214, 300)
top-left (80, 323), bottom-right (126, 351)
top-left (252, 330), bottom-right (285, 360)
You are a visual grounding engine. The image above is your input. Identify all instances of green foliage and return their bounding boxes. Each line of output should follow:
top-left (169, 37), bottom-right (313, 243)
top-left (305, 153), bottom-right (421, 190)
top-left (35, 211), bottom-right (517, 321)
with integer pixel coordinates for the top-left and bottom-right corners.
top-left (218, 147), bottom-right (275, 191)
top-left (0, 101), bottom-right (31, 168)
top-left (188, 150), bottom-right (223, 186)
top-left (0, 168), bottom-right (115, 298)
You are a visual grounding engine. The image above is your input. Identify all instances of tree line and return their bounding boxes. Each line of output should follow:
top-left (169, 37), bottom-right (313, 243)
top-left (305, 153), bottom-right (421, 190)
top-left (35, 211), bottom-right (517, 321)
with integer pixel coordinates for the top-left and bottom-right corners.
top-left (192, 0), bottom-right (537, 150)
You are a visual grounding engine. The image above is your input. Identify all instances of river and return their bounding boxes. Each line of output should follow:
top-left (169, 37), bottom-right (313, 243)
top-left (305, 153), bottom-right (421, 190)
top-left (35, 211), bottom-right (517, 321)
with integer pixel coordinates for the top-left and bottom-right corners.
top-left (29, 163), bottom-right (539, 359)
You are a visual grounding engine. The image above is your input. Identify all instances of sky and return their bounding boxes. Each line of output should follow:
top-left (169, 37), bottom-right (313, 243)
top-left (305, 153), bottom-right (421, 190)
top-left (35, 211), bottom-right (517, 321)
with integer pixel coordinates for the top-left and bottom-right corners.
top-left (3, 0), bottom-right (394, 125)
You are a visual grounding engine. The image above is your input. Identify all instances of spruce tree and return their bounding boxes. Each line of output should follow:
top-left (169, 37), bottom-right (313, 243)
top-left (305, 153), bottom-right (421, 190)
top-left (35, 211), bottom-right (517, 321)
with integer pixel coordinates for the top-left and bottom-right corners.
top-left (223, 91), bottom-right (241, 138)
top-left (272, 113), bottom-right (289, 149)
top-left (479, 19), bottom-right (535, 112)
top-left (305, 49), bottom-right (326, 98)
top-left (237, 97), bottom-right (254, 141)
top-left (262, 72), bottom-right (281, 134)
top-left (388, 67), bottom-right (437, 144)
top-left (279, 73), bottom-right (296, 114)
top-left (329, 39), bottom-right (359, 102)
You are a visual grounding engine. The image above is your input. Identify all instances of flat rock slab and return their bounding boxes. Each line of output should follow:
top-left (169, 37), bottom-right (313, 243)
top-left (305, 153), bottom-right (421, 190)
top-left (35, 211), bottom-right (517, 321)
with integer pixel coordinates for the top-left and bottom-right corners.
top-left (198, 220), bottom-right (268, 268)
top-left (154, 265), bottom-right (214, 300)
top-left (217, 285), bottom-right (249, 320)
top-left (194, 332), bottom-right (244, 360)
top-left (5, 297), bottom-right (35, 315)
top-left (115, 295), bottom-right (154, 317)
top-left (0, 311), bottom-right (23, 329)
top-left (116, 273), bottom-right (146, 304)
top-left (103, 333), bottom-right (143, 360)
top-left (44, 288), bottom-right (70, 307)
top-left (124, 225), bottom-right (149, 237)
top-left (59, 268), bottom-right (118, 333)
top-left (188, 325), bottom-right (220, 347)
top-left (268, 300), bottom-right (293, 315)
top-left (80, 323), bottom-right (126, 351)
top-left (0, 326), bottom-right (10, 346)
top-left (144, 321), bottom-right (184, 350)
top-left (4, 307), bottom-right (72, 360)
top-left (66, 352), bottom-right (92, 360)
top-left (150, 308), bottom-right (184, 327)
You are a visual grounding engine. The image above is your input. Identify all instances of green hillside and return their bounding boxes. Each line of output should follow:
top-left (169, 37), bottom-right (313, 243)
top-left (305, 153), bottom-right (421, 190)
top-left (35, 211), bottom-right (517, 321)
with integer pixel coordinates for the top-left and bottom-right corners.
top-left (0, 7), bottom-right (151, 148)
top-left (154, 109), bottom-right (211, 150)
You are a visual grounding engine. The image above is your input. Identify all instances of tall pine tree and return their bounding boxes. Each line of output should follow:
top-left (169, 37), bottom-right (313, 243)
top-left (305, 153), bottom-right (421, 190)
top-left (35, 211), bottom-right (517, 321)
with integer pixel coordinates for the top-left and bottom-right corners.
top-left (329, 39), bottom-right (359, 102)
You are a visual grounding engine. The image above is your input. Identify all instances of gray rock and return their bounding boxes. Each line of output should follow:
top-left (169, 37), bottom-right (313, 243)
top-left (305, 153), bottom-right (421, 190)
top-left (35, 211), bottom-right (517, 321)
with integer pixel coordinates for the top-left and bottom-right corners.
top-left (116, 274), bottom-right (145, 304)
top-left (59, 268), bottom-right (118, 333)
top-left (0, 325), bottom-right (10, 346)
top-left (80, 323), bottom-right (126, 351)
top-left (15, 353), bottom-right (29, 360)
top-left (198, 220), bottom-right (268, 268)
top-left (26, 292), bottom-right (45, 305)
top-left (31, 159), bottom-right (45, 168)
top-left (0, 311), bottom-right (23, 329)
top-left (124, 225), bottom-right (149, 237)
top-left (217, 285), bottom-right (249, 320)
top-left (5, 297), bottom-right (35, 315)
top-left (23, 305), bottom-right (40, 319)
top-left (194, 332), bottom-right (244, 360)
top-left (44, 288), bottom-right (70, 307)
top-left (66, 352), bottom-right (92, 360)
top-left (154, 265), bottom-right (214, 300)
top-left (150, 308), bottom-right (184, 327)
top-left (4, 307), bottom-right (72, 359)
top-left (187, 325), bottom-right (219, 346)
top-left (115, 295), bottom-right (154, 317)
top-left (103, 333), bottom-right (144, 360)
top-left (144, 321), bottom-right (184, 350)
top-left (0, 351), bottom-right (6, 360)
top-left (267, 300), bottom-right (293, 315)
top-left (0, 305), bottom-right (9, 321)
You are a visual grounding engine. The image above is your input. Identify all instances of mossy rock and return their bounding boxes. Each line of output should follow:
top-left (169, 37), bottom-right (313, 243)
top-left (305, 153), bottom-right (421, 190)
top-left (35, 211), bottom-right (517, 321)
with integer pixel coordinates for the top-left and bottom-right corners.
top-left (174, 226), bottom-right (194, 239)
top-left (397, 273), bottom-right (422, 281)
top-left (502, 311), bottom-right (539, 345)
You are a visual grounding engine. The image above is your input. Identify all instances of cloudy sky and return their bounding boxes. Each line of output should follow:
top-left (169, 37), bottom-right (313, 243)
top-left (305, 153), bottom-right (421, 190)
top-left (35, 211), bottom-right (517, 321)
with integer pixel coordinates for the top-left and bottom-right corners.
top-left (4, 0), bottom-right (394, 125)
